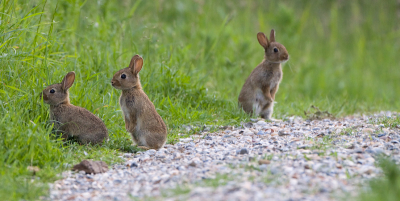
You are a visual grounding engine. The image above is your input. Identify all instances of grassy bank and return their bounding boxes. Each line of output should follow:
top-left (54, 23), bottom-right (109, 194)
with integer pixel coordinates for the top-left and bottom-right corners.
top-left (1, 0), bottom-right (399, 200)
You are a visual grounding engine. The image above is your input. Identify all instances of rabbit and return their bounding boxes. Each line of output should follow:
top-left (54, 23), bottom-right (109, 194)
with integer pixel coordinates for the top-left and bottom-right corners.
top-left (111, 55), bottom-right (167, 150)
top-left (40, 71), bottom-right (108, 144)
top-left (238, 29), bottom-right (289, 120)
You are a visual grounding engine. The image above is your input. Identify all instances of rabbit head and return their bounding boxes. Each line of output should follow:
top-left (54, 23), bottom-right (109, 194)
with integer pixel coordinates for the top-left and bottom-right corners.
top-left (257, 29), bottom-right (289, 63)
top-left (111, 55), bottom-right (143, 90)
top-left (41, 71), bottom-right (75, 105)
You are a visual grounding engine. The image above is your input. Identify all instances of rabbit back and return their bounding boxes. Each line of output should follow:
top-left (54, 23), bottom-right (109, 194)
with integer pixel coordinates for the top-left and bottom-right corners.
top-left (50, 104), bottom-right (108, 144)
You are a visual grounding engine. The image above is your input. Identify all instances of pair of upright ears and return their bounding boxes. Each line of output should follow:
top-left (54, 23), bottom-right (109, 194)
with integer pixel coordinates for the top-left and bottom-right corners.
top-left (128, 55), bottom-right (143, 74)
top-left (257, 29), bottom-right (276, 49)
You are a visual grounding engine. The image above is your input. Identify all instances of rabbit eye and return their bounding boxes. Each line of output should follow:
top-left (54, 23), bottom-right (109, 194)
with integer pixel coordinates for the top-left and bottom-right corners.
top-left (121, 74), bottom-right (126, 79)
top-left (50, 89), bottom-right (55, 93)
top-left (273, 48), bottom-right (278, 53)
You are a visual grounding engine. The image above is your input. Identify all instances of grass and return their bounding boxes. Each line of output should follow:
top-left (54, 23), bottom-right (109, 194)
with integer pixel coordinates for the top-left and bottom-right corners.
top-left (375, 116), bottom-right (400, 129)
top-left (0, 0), bottom-right (399, 200)
top-left (357, 158), bottom-right (400, 201)
top-left (160, 174), bottom-right (232, 198)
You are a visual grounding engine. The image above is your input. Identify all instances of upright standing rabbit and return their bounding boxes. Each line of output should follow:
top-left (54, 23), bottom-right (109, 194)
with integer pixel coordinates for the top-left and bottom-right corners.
top-left (238, 29), bottom-right (289, 120)
top-left (111, 55), bottom-right (167, 150)
top-left (41, 71), bottom-right (108, 144)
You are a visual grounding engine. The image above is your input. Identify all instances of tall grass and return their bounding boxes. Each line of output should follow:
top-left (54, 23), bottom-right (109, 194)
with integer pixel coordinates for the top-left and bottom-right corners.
top-left (0, 0), bottom-right (399, 200)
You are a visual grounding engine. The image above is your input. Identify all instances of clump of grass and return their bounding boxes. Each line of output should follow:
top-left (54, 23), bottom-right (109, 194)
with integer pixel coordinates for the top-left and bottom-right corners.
top-left (304, 105), bottom-right (335, 120)
top-left (357, 158), bottom-right (400, 201)
top-left (376, 116), bottom-right (400, 129)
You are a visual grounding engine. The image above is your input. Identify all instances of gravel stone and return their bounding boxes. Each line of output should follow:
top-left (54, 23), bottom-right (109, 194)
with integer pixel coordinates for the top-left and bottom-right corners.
top-left (48, 112), bottom-right (400, 201)
top-left (237, 148), bottom-right (249, 155)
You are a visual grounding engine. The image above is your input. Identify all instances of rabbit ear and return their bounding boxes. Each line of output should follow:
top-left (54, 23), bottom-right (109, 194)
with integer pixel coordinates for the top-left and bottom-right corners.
top-left (269, 29), bottom-right (275, 42)
top-left (133, 57), bottom-right (143, 74)
top-left (128, 55), bottom-right (141, 69)
top-left (257, 32), bottom-right (269, 49)
top-left (61, 71), bottom-right (75, 91)
top-left (129, 55), bottom-right (143, 74)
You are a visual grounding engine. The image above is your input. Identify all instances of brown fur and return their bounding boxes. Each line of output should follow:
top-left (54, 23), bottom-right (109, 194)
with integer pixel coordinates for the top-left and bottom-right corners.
top-left (41, 72), bottom-right (108, 144)
top-left (238, 30), bottom-right (289, 119)
top-left (111, 55), bottom-right (167, 150)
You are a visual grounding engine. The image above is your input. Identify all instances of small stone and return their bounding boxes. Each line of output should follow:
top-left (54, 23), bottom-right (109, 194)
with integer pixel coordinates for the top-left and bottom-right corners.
top-left (257, 121), bottom-right (267, 126)
top-left (188, 161), bottom-right (197, 167)
top-left (180, 138), bottom-right (193, 143)
top-left (319, 187), bottom-right (329, 193)
top-left (244, 122), bottom-right (253, 128)
top-left (243, 130), bottom-right (253, 136)
top-left (362, 128), bottom-right (374, 134)
top-left (72, 160), bottom-right (108, 174)
top-left (129, 162), bottom-right (138, 168)
top-left (354, 148), bottom-right (364, 153)
top-left (378, 134), bottom-right (386, 138)
top-left (202, 125), bottom-right (211, 132)
top-left (256, 131), bottom-right (265, 135)
top-left (343, 160), bottom-right (355, 167)
top-left (27, 166), bottom-right (40, 173)
top-left (278, 130), bottom-right (290, 136)
top-left (237, 148), bottom-right (249, 155)
top-left (182, 125), bottom-right (193, 132)
top-left (258, 159), bottom-right (270, 165)
top-left (173, 153), bottom-right (182, 160)
top-left (271, 132), bottom-right (279, 137)
top-left (146, 149), bottom-right (157, 155)
top-left (205, 136), bottom-right (212, 140)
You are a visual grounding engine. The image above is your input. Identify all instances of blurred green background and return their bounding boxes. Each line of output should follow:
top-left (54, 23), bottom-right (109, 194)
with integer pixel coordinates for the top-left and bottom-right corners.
top-left (1, 0), bottom-right (399, 200)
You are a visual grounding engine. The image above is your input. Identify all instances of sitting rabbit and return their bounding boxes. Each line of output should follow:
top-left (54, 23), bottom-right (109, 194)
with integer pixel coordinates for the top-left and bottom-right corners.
top-left (238, 29), bottom-right (289, 120)
top-left (41, 71), bottom-right (108, 144)
top-left (111, 55), bottom-right (167, 150)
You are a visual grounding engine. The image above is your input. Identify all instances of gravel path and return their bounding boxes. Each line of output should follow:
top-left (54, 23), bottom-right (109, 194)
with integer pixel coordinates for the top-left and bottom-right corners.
top-left (49, 112), bottom-right (400, 201)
